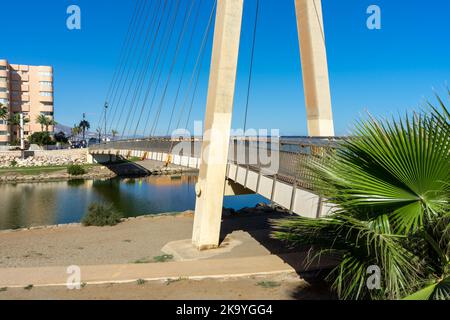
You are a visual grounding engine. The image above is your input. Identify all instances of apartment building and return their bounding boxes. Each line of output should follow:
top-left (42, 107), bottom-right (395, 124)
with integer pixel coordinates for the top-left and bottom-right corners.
top-left (0, 59), bottom-right (54, 146)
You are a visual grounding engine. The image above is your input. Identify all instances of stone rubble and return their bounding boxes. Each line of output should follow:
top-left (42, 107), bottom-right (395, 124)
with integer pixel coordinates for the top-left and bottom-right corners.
top-left (0, 150), bottom-right (87, 168)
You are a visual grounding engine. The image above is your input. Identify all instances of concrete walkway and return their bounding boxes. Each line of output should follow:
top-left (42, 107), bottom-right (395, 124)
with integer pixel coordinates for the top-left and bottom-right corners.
top-left (0, 211), bottom-right (338, 288)
top-left (0, 255), bottom-right (296, 288)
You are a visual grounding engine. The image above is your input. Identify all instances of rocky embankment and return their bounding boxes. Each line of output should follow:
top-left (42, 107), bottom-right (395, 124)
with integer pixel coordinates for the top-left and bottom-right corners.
top-left (0, 166), bottom-right (117, 183)
top-left (0, 149), bottom-right (87, 168)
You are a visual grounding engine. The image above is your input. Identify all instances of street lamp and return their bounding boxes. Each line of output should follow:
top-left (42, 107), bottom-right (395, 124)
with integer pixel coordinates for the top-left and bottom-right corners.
top-left (104, 102), bottom-right (108, 143)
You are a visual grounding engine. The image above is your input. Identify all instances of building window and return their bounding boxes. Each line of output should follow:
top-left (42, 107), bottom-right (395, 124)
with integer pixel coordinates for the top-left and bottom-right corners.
top-left (0, 120), bottom-right (7, 125)
top-left (0, 98), bottom-right (8, 104)
top-left (0, 88), bottom-right (7, 93)
top-left (12, 102), bottom-right (20, 107)
top-left (39, 92), bottom-right (52, 97)
top-left (11, 91), bottom-right (19, 97)
top-left (39, 71), bottom-right (53, 77)
top-left (0, 131), bottom-right (8, 136)
top-left (40, 81), bottom-right (52, 87)
top-left (0, 66), bottom-right (6, 71)
top-left (0, 77), bottom-right (7, 83)
top-left (41, 111), bottom-right (54, 116)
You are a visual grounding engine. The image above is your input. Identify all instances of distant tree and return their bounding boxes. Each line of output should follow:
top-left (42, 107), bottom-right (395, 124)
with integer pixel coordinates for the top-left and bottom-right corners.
top-left (54, 131), bottom-right (68, 144)
top-left (46, 118), bottom-right (57, 132)
top-left (28, 132), bottom-right (54, 146)
top-left (36, 114), bottom-right (48, 132)
top-left (0, 103), bottom-right (8, 121)
top-left (8, 113), bottom-right (29, 139)
top-left (79, 119), bottom-right (90, 141)
top-left (111, 129), bottom-right (119, 141)
top-left (71, 125), bottom-right (81, 140)
top-left (96, 127), bottom-right (102, 141)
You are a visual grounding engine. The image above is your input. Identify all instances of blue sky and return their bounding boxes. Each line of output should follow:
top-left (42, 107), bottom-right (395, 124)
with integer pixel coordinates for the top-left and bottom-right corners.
top-left (0, 0), bottom-right (449, 136)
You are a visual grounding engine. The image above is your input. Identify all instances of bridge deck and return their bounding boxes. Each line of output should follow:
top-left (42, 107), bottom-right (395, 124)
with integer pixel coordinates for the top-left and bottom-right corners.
top-left (89, 138), bottom-right (339, 218)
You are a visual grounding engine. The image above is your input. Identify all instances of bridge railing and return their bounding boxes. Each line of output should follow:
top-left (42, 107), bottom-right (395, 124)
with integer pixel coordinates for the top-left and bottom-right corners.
top-left (90, 137), bottom-right (342, 190)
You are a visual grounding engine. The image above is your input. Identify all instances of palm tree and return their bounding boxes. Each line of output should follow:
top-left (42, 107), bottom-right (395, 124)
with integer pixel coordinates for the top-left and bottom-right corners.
top-left (0, 103), bottom-right (8, 121)
top-left (71, 125), bottom-right (81, 141)
top-left (273, 93), bottom-right (449, 300)
top-left (8, 113), bottom-right (29, 143)
top-left (36, 114), bottom-right (48, 132)
top-left (111, 129), bottom-right (119, 141)
top-left (46, 118), bottom-right (57, 132)
top-left (79, 119), bottom-right (90, 141)
top-left (96, 127), bottom-right (102, 142)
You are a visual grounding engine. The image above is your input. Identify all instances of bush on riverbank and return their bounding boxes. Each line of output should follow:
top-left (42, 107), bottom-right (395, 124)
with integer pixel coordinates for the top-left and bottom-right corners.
top-left (82, 203), bottom-right (123, 227)
top-left (67, 164), bottom-right (86, 176)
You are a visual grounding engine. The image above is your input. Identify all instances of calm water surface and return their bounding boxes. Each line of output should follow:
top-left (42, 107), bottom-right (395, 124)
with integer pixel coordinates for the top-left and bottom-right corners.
top-left (0, 175), bottom-right (268, 230)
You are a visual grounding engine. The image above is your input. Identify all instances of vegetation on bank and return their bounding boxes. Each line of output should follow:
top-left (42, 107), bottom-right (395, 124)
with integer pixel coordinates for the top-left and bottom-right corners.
top-left (82, 203), bottom-right (123, 227)
top-left (67, 164), bottom-right (87, 176)
top-left (0, 164), bottom-right (97, 176)
top-left (273, 92), bottom-right (450, 300)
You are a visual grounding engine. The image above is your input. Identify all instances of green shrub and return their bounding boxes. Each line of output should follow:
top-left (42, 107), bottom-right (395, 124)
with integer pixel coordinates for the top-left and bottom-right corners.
top-left (28, 132), bottom-right (54, 146)
top-left (67, 164), bottom-right (86, 176)
top-left (10, 160), bottom-right (17, 167)
top-left (82, 203), bottom-right (123, 227)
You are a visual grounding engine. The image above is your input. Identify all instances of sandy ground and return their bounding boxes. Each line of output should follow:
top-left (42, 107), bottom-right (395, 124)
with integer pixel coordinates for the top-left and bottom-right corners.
top-left (0, 211), bottom-right (336, 300)
top-left (0, 213), bottom-right (195, 268)
top-left (0, 211), bottom-right (308, 268)
top-left (0, 273), bottom-right (335, 300)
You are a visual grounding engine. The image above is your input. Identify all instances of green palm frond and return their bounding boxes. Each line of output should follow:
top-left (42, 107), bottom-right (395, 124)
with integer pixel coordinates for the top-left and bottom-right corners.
top-left (404, 276), bottom-right (450, 300)
top-left (273, 213), bottom-right (420, 300)
top-left (307, 108), bottom-right (449, 234)
top-left (272, 93), bottom-right (450, 300)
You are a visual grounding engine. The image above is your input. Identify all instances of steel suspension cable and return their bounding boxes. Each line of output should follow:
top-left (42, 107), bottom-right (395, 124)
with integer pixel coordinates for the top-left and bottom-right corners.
top-left (119, 0), bottom-right (167, 139)
top-left (139, 0), bottom-right (184, 137)
top-left (243, 0), bottom-right (260, 132)
top-left (112, 0), bottom-right (164, 137)
top-left (97, 0), bottom-right (145, 134)
top-left (108, 0), bottom-right (154, 131)
top-left (163, 0), bottom-right (202, 137)
top-left (148, 0), bottom-right (196, 137)
top-left (174, 0), bottom-right (216, 132)
top-left (107, 0), bottom-right (152, 134)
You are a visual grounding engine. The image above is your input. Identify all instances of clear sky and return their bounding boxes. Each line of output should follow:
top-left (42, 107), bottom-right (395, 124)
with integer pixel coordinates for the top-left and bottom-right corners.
top-left (0, 0), bottom-right (449, 136)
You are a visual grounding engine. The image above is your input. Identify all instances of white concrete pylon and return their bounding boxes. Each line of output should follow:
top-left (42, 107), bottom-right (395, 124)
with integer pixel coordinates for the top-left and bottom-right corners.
top-left (192, 0), bottom-right (244, 250)
top-left (295, 0), bottom-right (335, 137)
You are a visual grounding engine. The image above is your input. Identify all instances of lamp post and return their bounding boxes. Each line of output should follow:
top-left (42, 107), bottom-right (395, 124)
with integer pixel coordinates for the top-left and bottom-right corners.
top-left (104, 102), bottom-right (108, 143)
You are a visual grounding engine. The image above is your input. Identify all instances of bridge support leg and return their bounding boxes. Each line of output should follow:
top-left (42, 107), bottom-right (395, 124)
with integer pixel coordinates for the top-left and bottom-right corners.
top-left (295, 0), bottom-right (335, 136)
top-left (192, 0), bottom-right (244, 250)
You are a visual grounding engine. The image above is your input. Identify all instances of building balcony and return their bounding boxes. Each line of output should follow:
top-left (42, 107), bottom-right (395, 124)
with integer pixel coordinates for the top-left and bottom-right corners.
top-left (0, 124), bottom-right (8, 131)
top-left (20, 74), bottom-right (29, 82)
top-left (0, 135), bottom-right (9, 143)
top-left (40, 85), bottom-right (53, 92)
top-left (40, 104), bottom-right (53, 113)
top-left (0, 92), bottom-right (8, 99)
top-left (21, 84), bottom-right (29, 92)
top-left (0, 70), bottom-right (8, 78)
top-left (39, 95), bottom-right (53, 103)
top-left (39, 76), bottom-right (53, 83)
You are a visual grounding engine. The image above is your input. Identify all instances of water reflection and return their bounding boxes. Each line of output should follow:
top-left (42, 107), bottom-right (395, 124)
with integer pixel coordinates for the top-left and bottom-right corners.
top-left (0, 175), bottom-right (268, 230)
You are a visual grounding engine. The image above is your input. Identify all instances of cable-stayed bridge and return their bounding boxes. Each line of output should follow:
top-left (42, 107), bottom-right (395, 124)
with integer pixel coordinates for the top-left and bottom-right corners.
top-left (91, 0), bottom-right (335, 250)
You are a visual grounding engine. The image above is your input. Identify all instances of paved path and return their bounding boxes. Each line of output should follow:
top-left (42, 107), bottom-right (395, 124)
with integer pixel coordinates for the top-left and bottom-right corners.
top-left (0, 255), bottom-right (296, 288)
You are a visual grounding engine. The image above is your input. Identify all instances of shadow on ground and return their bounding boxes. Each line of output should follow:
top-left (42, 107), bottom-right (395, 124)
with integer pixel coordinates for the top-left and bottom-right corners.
top-left (219, 208), bottom-right (339, 300)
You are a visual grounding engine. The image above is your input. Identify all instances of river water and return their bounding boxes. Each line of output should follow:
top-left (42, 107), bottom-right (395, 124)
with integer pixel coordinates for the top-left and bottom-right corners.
top-left (0, 175), bottom-right (269, 231)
